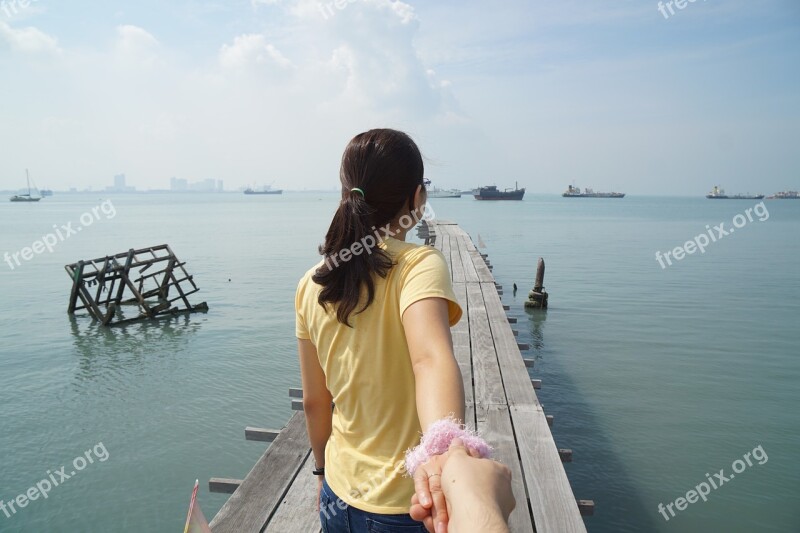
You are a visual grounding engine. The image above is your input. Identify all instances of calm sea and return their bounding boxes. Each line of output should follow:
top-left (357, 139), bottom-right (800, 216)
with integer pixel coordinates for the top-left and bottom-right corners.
top-left (0, 192), bottom-right (797, 532)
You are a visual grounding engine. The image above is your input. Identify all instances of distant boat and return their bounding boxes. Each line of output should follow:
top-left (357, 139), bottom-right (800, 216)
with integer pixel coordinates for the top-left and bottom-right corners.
top-left (766, 190), bottom-right (799, 200)
top-left (41, 189), bottom-right (54, 197)
top-left (9, 169), bottom-right (42, 202)
top-left (563, 185), bottom-right (625, 198)
top-left (244, 185), bottom-right (282, 195)
top-left (474, 182), bottom-right (525, 201)
top-left (706, 186), bottom-right (763, 200)
top-left (427, 187), bottom-right (461, 198)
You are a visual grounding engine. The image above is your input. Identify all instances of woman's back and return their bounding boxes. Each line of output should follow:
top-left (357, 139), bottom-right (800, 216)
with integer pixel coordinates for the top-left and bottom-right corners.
top-left (296, 236), bottom-right (461, 512)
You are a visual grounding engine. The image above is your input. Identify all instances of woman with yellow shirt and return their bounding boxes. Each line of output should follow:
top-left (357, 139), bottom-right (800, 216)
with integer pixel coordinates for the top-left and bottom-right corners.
top-left (295, 129), bottom-right (488, 533)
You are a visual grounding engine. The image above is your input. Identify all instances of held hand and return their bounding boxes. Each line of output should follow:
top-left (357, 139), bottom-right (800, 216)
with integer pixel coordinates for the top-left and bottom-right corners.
top-left (409, 442), bottom-right (484, 532)
top-left (411, 453), bottom-right (450, 533)
top-left (441, 439), bottom-right (515, 532)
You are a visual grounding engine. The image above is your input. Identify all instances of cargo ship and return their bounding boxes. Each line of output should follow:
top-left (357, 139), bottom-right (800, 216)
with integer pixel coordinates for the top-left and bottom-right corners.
top-left (766, 190), bottom-right (799, 200)
top-left (427, 187), bottom-right (461, 198)
top-left (244, 185), bottom-right (282, 195)
top-left (562, 185), bottom-right (625, 198)
top-left (706, 186), bottom-right (763, 200)
top-left (473, 183), bottom-right (525, 201)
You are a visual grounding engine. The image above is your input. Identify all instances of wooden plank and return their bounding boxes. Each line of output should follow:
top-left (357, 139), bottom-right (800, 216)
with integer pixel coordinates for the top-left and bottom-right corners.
top-left (440, 234), bottom-right (452, 276)
top-left (449, 233), bottom-right (466, 283)
top-left (451, 282), bottom-right (475, 429)
top-left (475, 404), bottom-right (534, 533)
top-left (264, 453), bottom-right (321, 532)
top-left (480, 282), bottom-right (540, 409)
top-left (210, 412), bottom-right (310, 532)
top-left (468, 249), bottom-right (495, 282)
top-left (456, 234), bottom-right (479, 283)
top-left (210, 478), bottom-right (242, 494)
top-left (466, 284), bottom-right (506, 406)
top-left (510, 405), bottom-right (587, 533)
top-left (245, 427), bottom-right (280, 443)
top-left (578, 500), bottom-right (595, 516)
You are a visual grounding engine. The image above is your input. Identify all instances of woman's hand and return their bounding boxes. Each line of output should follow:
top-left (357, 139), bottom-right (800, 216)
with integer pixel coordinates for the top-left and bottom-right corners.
top-left (410, 453), bottom-right (450, 533)
top-left (316, 476), bottom-right (323, 512)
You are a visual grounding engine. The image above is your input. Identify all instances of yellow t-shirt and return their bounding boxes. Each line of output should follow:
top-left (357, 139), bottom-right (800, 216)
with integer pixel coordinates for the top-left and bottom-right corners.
top-left (295, 236), bottom-right (462, 513)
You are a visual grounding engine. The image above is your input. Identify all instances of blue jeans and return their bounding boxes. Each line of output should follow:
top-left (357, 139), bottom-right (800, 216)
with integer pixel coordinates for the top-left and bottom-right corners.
top-left (319, 479), bottom-right (427, 533)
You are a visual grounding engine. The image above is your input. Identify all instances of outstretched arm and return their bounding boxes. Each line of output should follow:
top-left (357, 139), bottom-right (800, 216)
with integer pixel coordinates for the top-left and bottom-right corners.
top-left (403, 297), bottom-right (465, 430)
top-left (298, 339), bottom-right (333, 475)
top-left (403, 297), bottom-right (465, 531)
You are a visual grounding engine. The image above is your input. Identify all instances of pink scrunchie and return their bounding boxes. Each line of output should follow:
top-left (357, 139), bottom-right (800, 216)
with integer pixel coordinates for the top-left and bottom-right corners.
top-left (405, 417), bottom-right (493, 476)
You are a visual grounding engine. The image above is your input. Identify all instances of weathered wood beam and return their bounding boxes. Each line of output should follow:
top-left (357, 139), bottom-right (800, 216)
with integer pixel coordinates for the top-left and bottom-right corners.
top-left (578, 500), bottom-right (595, 516)
top-left (209, 478), bottom-right (242, 494)
top-left (245, 427), bottom-right (280, 443)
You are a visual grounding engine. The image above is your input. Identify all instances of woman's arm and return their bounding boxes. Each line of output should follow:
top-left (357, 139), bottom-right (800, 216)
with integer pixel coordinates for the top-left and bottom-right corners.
top-left (298, 339), bottom-right (333, 472)
top-left (403, 296), bottom-right (465, 530)
top-left (403, 297), bottom-right (465, 430)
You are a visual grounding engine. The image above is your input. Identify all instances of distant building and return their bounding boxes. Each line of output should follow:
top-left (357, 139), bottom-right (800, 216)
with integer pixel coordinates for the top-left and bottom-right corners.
top-left (106, 173), bottom-right (135, 192)
top-left (170, 177), bottom-right (188, 191)
top-left (170, 177), bottom-right (224, 192)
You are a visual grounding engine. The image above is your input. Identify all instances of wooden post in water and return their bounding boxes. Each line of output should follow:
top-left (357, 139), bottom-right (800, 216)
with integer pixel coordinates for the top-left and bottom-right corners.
top-left (524, 257), bottom-right (549, 309)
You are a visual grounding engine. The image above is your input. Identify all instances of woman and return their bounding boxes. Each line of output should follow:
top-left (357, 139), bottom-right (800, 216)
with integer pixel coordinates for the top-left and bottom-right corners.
top-left (295, 129), bottom-right (466, 532)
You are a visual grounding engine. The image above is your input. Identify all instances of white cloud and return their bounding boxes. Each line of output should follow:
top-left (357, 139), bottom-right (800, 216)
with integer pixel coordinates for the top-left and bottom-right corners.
top-left (114, 25), bottom-right (162, 67)
top-left (0, 20), bottom-right (61, 55)
top-left (219, 34), bottom-right (293, 70)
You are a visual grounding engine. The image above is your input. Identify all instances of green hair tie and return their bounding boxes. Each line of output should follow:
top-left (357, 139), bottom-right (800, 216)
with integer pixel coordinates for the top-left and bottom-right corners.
top-left (351, 188), bottom-right (365, 199)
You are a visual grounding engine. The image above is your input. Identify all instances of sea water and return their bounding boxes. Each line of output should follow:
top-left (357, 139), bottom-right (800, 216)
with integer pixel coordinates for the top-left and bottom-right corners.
top-left (0, 192), bottom-right (797, 532)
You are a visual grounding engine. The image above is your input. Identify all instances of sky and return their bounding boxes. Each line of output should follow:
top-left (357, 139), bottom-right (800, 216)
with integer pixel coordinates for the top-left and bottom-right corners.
top-left (0, 0), bottom-right (798, 195)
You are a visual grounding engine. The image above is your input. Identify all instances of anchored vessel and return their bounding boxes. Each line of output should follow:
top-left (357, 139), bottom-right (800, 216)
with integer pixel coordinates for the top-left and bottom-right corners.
top-left (427, 187), bottom-right (461, 198)
top-left (767, 190), bottom-right (799, 200)
top-left (706, 186), bottom-right (764, 200)
top-left (244, 185), bottom-right (282, 195)
top-left (473, 182), bottom-right (525, 200)
top-left (562, 185), bottom-right (625, 198)
top-left (9, 169), bottom-right (41, 202)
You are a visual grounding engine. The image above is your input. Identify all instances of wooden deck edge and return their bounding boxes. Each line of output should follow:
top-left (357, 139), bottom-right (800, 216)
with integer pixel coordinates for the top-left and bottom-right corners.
top-left (210, 412), bottom-right (311, 532)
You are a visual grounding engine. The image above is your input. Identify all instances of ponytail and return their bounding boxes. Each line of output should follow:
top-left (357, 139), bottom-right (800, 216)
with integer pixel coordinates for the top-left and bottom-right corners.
top-left (312, 129), bottom-right (425, 326)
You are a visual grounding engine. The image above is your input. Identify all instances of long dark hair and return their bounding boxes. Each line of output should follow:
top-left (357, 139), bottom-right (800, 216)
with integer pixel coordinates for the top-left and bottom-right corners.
top-left (312, 129), bottom-right (425, 326)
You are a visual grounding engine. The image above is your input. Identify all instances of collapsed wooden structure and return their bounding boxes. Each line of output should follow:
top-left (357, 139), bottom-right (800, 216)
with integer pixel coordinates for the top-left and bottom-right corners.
top-left (65, 244), bottom-right (208, 327)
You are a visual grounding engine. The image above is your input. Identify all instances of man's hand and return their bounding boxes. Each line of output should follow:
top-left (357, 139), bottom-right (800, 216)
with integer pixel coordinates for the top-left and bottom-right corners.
top-left (410, 439), bottom-right (515, 533)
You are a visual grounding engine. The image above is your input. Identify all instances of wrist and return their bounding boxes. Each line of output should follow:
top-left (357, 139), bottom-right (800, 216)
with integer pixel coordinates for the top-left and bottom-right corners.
top-left (448, 502), bottom-right (508, 533)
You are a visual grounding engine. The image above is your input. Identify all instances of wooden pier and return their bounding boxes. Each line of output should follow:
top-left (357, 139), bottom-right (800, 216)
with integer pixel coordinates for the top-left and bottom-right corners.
top-left (209, 220), bottom-right (589, 532)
